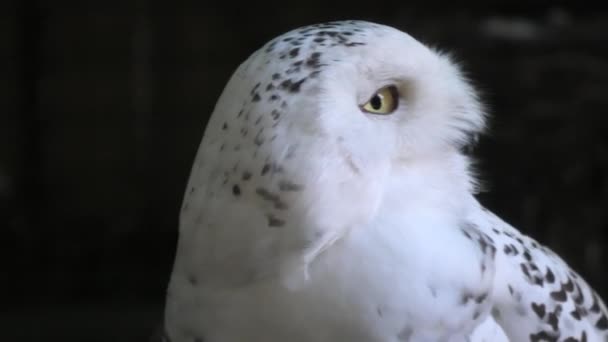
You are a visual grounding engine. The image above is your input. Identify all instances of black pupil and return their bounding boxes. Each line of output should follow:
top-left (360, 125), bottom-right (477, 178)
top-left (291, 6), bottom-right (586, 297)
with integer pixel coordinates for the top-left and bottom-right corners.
top-left (370, 94), bottom-right (382, 110)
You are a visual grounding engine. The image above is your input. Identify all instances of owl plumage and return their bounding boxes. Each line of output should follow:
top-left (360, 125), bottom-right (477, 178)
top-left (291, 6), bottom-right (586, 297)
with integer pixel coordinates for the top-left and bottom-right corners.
top-left (162, 20), bottom-right (608, 342)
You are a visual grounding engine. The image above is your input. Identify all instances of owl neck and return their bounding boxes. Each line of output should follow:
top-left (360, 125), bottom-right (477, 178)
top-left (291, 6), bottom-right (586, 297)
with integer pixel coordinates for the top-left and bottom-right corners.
top-left (385, 151), bottom-right (478, 218)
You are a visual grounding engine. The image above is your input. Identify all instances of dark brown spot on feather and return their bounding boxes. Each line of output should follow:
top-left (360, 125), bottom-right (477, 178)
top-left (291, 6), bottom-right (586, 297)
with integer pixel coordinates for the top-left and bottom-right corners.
top-left (242, 171), bottom-right (252, 181)
top-left (564, 278), bottom-right (574, 292)
top-left (571, 309), bottom-right (581, 320)
top-left (531, 302), bottom-right (546, 318)
top-left (475, 293), bottom-right (488, 303)
top-left (547, 305), bottom-right (562, 331)
top-left (550, 287), bottom-right (567, 302)
top-left (267, 214), bottom-right (285, 227)
top-left (461, 292), bottom-right (474, 304)
top-left (530, 331), bottom-right (558, 342)
top-left (596, 314), bottom-right (608, 330)
top-left (256, 188), bottom-right (288, 210)
top-left (521, 263), bottom-right (531, 278)
top-left (545, 268), bottom-right (555, 283)
top-left (279, 180), bottom-right (303, 192)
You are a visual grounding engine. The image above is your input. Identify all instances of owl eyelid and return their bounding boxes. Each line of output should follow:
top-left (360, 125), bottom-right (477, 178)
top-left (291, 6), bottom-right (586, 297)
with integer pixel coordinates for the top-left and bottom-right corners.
top-left (364, 84), bottom-right (398, 103)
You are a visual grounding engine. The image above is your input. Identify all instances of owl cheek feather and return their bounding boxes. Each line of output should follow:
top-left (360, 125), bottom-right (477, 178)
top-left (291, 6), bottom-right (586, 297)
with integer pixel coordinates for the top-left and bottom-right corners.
top-left (338, 144), bottom-right (361, 176)
top-left (308, 154), bottom-right (385, 232)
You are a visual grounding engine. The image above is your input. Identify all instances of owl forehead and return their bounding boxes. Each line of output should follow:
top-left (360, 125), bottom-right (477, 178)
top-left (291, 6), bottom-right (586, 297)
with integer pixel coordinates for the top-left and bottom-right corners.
top-left (241, 21), bottom-right (383, 94)
top-left (264, 20), bottom-right (377, 55)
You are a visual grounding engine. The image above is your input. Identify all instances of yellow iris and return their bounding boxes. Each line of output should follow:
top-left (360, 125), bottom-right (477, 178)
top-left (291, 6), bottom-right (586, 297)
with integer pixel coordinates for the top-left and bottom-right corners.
top-left (362, 85), bottom-right (399, 115)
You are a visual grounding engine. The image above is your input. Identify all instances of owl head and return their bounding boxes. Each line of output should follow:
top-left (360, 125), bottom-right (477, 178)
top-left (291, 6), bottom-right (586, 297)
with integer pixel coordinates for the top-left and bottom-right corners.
top-left (176, 20), bottom-right (487, 287)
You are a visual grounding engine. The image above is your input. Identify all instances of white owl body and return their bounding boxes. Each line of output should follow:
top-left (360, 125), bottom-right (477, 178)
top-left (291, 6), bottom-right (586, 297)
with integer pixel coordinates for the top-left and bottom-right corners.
top-left (167, 157), bottom-right (496, 342)
top-left (163, 20), bottom-right (608, 342)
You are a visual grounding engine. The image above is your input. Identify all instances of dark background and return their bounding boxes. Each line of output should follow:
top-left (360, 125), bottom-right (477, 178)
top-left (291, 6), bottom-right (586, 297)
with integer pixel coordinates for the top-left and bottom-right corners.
top-left (2, 1), bottom-right (607, 341)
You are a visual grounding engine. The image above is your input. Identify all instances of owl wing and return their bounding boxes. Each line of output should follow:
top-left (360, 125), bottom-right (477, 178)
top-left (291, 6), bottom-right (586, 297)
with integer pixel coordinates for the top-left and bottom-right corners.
top-left (471, 203), bottom-right (608, 342)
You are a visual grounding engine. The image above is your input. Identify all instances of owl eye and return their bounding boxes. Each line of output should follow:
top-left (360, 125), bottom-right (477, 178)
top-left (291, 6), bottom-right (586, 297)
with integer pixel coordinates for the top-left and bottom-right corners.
top-left (361, 85), bottom-right (399, 115)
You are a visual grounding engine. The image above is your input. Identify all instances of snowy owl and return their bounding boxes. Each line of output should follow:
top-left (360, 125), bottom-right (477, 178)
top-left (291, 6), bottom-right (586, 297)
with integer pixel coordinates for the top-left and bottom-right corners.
top-left (161, 20), bottom-right (608, 342)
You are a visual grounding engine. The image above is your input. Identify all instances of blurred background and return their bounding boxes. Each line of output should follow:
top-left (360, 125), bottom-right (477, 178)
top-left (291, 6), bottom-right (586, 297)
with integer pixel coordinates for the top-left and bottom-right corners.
top-left (2, 1), bottom-right (607, 341)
